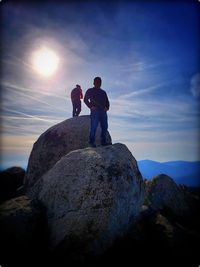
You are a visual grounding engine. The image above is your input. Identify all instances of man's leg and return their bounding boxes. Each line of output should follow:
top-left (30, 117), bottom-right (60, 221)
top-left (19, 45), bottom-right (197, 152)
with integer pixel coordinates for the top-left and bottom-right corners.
top-left (76, 101), bottom-right (81, 116)
top-left (74, 102), bottom-right (78, 116)
top-left (89, 111), bottom-right (99, 146)
top-left (75, 107), bottom-right (78, 116)
top-left (100, 111), bottom-right (108, 145)
top-left (72, 102), bottom-right (76, 117)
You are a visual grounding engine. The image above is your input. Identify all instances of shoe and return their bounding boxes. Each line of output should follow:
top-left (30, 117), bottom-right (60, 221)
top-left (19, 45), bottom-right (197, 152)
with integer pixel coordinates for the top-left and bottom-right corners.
top-left (89, 142), bottom-right (96, 148)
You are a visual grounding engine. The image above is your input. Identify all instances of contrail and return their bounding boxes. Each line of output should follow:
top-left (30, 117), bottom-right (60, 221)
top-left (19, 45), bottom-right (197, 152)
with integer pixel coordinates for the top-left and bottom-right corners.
top-left (6, 55), bottom-right (36, 71)
top-left (2, 81), bottom-right (67, 100)
top-left (1, 124), bottom-right (43, 136)
top-left (3, 107), bottom-right (57, 123)
top-left (120, 81), bottom-right (173, 99)
top-left (4, 85), bottom-right (67, 112)
top-left (1, 114), bottom-right (63, 122)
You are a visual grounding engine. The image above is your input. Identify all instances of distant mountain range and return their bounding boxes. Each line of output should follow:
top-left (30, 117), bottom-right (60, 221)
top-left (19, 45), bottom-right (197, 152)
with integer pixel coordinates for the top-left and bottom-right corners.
top-left (1, 159), bottom-right (199, 187)
top-left (138, 160), bottom-right (200, 187)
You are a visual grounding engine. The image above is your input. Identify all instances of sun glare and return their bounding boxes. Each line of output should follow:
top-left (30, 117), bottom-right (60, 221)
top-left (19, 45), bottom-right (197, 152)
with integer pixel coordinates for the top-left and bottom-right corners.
top-left (32, 47), bottom-right (59, 77)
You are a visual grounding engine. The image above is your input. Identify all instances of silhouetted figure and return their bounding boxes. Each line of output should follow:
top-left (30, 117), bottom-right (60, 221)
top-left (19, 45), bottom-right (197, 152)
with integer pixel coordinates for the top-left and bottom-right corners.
top-left (84, 77), bottom-right (110, 147)
top-left (71, 84), bottom-right (83, 117)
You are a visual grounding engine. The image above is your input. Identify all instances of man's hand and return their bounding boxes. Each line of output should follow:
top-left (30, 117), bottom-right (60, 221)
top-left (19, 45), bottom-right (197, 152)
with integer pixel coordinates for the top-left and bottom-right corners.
top-left (104, 107), bottom-right (109, 112)
top-left (90, 106), bottom-right (96, 111)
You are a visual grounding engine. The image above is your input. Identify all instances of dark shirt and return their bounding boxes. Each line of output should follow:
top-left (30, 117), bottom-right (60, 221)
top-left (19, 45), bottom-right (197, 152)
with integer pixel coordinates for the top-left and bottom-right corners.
top-left (84, 87), bottom-right (110, 111)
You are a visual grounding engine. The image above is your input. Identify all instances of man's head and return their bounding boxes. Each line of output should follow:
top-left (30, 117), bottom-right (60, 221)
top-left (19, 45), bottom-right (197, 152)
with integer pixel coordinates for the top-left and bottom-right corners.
top-left (93, 77), bottom-right (102, 88)
top-left (76, 84), bottom-right (81, 89)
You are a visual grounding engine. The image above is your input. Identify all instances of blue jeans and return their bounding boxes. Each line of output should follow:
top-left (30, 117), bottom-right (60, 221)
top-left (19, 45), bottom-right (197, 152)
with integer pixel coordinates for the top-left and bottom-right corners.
top-left (90, 111), bottom-right (108, 144)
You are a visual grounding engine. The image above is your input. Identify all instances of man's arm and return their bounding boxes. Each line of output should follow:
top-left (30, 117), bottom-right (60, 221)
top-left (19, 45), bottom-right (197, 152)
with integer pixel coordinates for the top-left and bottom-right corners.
top-left (80, 89), bottom-right (83, 99)
top-left (84, 90), bottom-right (92, 109)
top-left (105, 92), bottom-right (110, 111)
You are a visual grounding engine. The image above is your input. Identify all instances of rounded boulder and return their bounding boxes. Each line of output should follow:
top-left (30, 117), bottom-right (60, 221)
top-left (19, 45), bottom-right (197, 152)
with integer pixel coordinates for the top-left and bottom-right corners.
top-left (24, 115), bottom-right (112, 188)
top-left (30, 143), bottom-right (144, 258)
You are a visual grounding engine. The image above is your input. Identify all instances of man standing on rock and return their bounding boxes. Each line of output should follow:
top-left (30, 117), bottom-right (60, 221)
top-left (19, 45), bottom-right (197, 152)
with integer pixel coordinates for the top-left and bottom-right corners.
top-left (71, 84), bottom-right (83, 117)
top-left (84, 77), bottom-right (110, 147)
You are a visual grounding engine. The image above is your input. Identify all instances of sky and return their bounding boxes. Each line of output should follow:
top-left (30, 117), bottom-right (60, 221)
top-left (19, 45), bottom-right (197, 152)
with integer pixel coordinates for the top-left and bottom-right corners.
top-left (0, 0), bottom-right (200, 169)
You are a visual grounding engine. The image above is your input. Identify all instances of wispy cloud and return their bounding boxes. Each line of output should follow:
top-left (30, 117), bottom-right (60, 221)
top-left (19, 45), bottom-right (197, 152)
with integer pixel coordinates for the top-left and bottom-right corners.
top-left (2, 81), bottom-right (67, 100)
top-left (2, 55), bottom-right (34, 72)
top-left (191, 73), bottom-right (200, 98)
top-left (110, 95), bottom-right (199, 124)
top-left (119, 81), bottom-right (171, 99)
top-left (108, 88), bottom-right (200, 162)
top-left (3, 108), bottom-right (58, 123)
top-left (3, 83), bottom-right (67, 112)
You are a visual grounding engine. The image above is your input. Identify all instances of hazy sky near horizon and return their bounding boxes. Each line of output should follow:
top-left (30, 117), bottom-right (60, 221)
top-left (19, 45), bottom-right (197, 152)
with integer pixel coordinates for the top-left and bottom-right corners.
top-left (1, 0), bottom-right (200, 169)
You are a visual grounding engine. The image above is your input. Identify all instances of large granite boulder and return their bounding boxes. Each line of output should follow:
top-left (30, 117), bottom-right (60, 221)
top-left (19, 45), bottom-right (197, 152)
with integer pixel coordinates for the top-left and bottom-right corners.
top-left (145, 174), bottom-right (188, 216)
top-left (24, 115), bottom-right (112, 188)
top-left (0, 167), bottom-right (25, 203)
top-left (29, 143), bottom-right (144, 259)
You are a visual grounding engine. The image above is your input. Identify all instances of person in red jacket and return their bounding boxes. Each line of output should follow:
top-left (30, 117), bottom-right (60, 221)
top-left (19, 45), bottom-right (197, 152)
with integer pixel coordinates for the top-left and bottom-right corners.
top-left (71, 84), bottom-right (83, 117)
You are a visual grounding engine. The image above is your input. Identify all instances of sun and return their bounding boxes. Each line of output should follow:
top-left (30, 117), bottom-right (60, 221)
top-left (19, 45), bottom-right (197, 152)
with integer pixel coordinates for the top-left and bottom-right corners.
top-left (32, 47), bottom-right (60, 77)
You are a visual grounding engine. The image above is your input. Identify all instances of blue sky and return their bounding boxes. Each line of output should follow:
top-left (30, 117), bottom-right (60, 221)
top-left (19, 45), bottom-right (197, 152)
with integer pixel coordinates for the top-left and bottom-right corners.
top-left (1, 0), bottom-right (200, 169)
